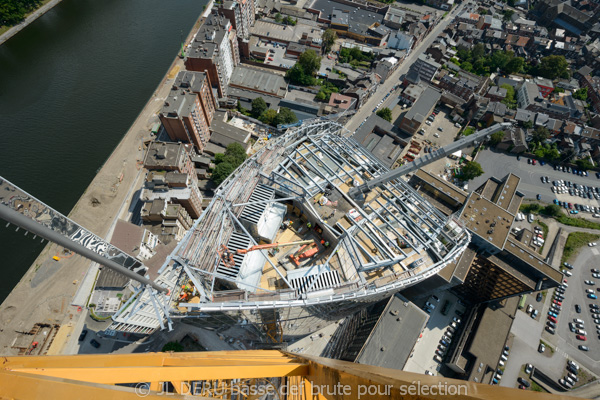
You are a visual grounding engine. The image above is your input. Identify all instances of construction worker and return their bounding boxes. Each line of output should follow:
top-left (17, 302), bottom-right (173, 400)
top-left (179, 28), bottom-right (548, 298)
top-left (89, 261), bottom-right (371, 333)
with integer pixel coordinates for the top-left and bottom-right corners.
top-left (307, 222), bottom-right (312, 229)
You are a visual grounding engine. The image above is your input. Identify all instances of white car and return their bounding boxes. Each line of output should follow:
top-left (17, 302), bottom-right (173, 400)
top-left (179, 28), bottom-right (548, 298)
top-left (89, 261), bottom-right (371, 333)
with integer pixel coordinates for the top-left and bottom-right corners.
top-left (564, 270), bottom-right (572, 277)
top-left (589, 242), bottom-right (597, 247)
top-left (426, 121), bottom-right (432, 126)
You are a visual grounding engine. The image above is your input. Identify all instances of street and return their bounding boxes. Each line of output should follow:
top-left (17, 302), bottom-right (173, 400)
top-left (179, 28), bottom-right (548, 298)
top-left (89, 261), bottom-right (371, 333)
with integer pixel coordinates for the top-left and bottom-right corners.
top-left (345, 1), bottom-right (469, 133)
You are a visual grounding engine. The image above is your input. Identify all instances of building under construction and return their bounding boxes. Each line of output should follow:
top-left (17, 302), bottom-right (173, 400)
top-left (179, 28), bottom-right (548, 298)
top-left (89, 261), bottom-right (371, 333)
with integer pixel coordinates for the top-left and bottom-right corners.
top-left (108, 120), bottom-right (471, 339)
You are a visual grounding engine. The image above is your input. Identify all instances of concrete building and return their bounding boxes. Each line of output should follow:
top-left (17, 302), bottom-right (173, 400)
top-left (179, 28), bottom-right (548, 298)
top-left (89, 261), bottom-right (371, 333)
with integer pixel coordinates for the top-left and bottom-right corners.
top-left (186, 13), bottom-right (240, 97)
top-left (397, 86), bottom-right (441, 135)
top-left (534, 77), bottom-right (554, 98)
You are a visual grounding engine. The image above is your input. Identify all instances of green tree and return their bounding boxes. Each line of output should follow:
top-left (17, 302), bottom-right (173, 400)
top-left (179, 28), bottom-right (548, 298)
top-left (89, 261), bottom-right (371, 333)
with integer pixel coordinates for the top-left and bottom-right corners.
top-left (573, 88), bottom-right (588, 101)
top-left (471, 43), bottom-right (485, 61)
top-left (521, 120), bottom-right (534, 129)
top-left (536, 55), bottom-right (569, 80)
top-left (275, 107), bottom-right (298, 126)
top-left (315, 91), bottom-right (328, 101)
top-left (224, 143), bottom-right (247, 166)
top-left (460, 161), bottom-right (484, 181)
top-left (543, 204), bottom-right (562, 217)
top-left (259, 108), bottom-right (278, 125)
top-left (212, 163), bottom-right (235, 186)
top-left (532, 126), bottom-right (549, 143)
top-left (251, 97), bottom-right (267, 119)
top-left (162, 342), bottom-right (184, 352)
top-left (376, 107), bottom-right (392, 122)
top-left (504, 57), bottom-right (524, 74)
top-left (489, 130), bottom-right (505, 146)
top-left (322, 29), bottom-right (338, 53)
top-left (298, 49), bottom-right (321, 76)
top-left (461, 61), bottom-right (474, 72)
top-left (274, 13), bottom-right (282, 22)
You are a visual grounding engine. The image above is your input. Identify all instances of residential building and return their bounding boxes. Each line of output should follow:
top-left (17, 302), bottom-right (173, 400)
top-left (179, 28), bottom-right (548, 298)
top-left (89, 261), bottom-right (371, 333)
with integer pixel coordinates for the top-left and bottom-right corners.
top-left (174, 71), bottom-right (218, 130)
top-left (141, 199), bottom-right (193, 243)
top-left (111, 220), bottom-right (160, 262)
top-left (579, 74), bottom-right (600, 114)
top-left (186, 13), bottom-right (240, 97)
top-left (144, 142), bottom-right (196, 177)
top-left (159, 85), bottom-right (212, 152)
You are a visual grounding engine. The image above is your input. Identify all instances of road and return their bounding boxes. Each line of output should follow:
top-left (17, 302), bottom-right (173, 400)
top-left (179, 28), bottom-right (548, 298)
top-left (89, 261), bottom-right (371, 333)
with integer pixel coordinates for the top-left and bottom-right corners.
top-left (345, 1), bottom-right (470, 133)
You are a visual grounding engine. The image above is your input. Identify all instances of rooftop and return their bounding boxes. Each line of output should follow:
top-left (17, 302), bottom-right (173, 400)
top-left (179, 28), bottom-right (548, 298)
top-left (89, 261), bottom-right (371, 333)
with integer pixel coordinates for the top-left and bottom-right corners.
top-left (229, 65), bottom-right (287, 97)
top-left (404, 87), bottom-right (441, 122)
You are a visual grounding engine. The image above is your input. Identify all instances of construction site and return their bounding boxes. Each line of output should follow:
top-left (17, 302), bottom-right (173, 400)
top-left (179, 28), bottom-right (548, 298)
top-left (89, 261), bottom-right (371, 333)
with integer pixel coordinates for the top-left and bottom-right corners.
top-left (101, 120), bottom-right (473, 340)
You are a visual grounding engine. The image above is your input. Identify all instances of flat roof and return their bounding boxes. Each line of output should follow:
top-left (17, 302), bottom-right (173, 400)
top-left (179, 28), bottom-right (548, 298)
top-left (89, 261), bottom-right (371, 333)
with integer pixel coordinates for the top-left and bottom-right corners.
top-left (229, 65), bottom-right (287, 98)
top-left (414, 169), bottom-right (469, 206)
top-left (309, 0), bottom-right (385, 37)
top-left (503, 238), bottom-right (563, 283)
top-left (354, 294), bottom-right (428, 370)
top-left (459, 193), bottom-right (513, 250)
top-left (144, 142), bottom-right (188, 170)
top-left (404, 87), bottom-right (441, 123)
top-left (210, 119), bottom-right (251, 149)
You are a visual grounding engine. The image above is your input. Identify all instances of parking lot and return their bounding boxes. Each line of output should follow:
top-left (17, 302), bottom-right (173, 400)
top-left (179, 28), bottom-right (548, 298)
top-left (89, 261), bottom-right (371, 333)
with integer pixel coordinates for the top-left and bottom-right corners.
top-left (258, 40), bottom-right (296, 69)
top-left (403, 291), bottom-right (466, 376)
top-left (416, 108), bottom-right (464, 177)
top-left (472, 149), bottom-right (600, 211)
top-left (552, 246), bottom-right (600, 365)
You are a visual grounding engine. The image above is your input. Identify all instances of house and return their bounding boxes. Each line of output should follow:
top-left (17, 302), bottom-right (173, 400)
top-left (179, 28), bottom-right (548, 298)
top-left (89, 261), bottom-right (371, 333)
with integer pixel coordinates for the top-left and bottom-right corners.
top-left (534, 77), bottom-right (554, 98)
top-left (496, 127), bottom-right (528, 153)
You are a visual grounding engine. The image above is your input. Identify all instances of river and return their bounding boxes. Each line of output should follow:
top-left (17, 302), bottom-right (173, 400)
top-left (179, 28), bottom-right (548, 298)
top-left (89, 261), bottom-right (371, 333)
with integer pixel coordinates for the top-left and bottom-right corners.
top-left (0, 0), bottom-right (207, 303)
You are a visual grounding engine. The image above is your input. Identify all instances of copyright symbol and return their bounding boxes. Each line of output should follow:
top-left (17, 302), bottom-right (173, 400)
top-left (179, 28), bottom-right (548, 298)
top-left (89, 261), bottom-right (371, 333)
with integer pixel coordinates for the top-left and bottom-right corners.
top-left (134, 382), bottom-right (150, 397)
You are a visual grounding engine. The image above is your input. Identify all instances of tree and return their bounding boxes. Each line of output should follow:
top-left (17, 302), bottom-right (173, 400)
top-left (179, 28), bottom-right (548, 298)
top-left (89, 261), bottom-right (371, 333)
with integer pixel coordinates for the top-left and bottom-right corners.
top-left (212, 163), bottom-right (235, 186)
top-left (461, 61), bottom-right (474, 73)
top-left (251, 97), bottom-right (267, 119)
top-left (274, 13), bottom-right (282, 22)
top-left (536, 55), bottom-right (569, 80)
top-left (259, 109), bottom-right (278, 125)
top-left (275, 107), bottom-right (298, 126)
top-left (504, 57), bottom-right (524, 74)
top-left (543, 204), bottom-right (562, 217)
top-left (502, 9), bottom-right (514, 21)
top-left (460, 161), bottom-right (484, 181)
top-left (471, 43), bottom-right (485, 61)
top-left (532, 126), bottom-right (549, 143)
top-left (576, 158), bottom-right (594, 171)
top-left (298, 49), bottom-right (321, 76)
top-left (162, 342), bottom-right (184, 352)
top-left (376, 107), bottom-right (392, 122)
top-left (573, 88), bottom-right (588, 101)
top-left (322, 29), bottom-right (338, 53)
top-left (224, 143), bottom-right (247, 166)
top-left (521, 120), bottom-right (534, 129)
top-left (489, 130), bottom-right (505, 146)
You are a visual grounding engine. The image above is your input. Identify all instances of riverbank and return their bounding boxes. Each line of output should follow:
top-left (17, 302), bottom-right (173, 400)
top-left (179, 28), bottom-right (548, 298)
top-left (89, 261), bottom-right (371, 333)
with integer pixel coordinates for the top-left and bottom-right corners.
top-left (0, 9), bottom-right (207, 355)
top-left (0, 0), bottom-right (65, 46)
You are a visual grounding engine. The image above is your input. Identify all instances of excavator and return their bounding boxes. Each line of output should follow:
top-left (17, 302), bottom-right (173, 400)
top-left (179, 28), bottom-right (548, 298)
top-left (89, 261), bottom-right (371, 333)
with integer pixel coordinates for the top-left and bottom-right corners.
top-left (218, 239), bottom-right (315, 268)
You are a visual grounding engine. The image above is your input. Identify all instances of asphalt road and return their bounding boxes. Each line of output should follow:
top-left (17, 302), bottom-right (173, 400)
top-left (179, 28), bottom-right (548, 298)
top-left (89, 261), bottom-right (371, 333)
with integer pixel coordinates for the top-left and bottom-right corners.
top-left (345, 1), bottom-right (470, 133)
top-left (472, 149), bottom-right (600, 207)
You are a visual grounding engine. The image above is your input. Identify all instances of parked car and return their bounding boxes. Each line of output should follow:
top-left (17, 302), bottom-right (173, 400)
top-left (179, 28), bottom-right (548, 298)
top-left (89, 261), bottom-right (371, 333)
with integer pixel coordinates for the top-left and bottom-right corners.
top-left (525, 364), bottom-right (533, 374)
top-left (89, 339), bottom-right (101, 348)
top-left (538, 343), bottom-right (546, 353)
top-left (78, 329), bottom-right (88, 342)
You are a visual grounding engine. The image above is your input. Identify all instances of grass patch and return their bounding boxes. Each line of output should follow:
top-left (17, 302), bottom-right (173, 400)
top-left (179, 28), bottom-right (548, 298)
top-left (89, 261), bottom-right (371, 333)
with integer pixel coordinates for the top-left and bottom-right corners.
top-left (530, 381), bottom-right (546, 392)
top-left (555, 214), bottom-right (600, 230)
top-left (540, 339), bottom-right (555, 353)
top-left (562, 232), bottom-right (600, 263)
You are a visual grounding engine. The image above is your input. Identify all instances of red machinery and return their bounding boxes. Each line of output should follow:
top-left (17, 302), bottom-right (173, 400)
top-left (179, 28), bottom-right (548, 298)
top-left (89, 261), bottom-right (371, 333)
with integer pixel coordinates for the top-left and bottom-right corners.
top-left (218, 240), bottom-right (315, 268)
top-left (289, 242), bottom-right (319, 266)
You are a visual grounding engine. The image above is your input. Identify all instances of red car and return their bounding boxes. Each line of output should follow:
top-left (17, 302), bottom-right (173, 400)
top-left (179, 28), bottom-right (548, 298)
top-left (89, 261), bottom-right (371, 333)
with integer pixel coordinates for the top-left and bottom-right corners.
top-left (576, 335), bottom-right (587, 341)
top-left (553, 300), bottom-right (562, 306)
top-left (548, 316), bottom-right (557, 323)
top-left (532, 159), bottom-right (537, 165)
top-left (568, 203), bottom-right (573, 209)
